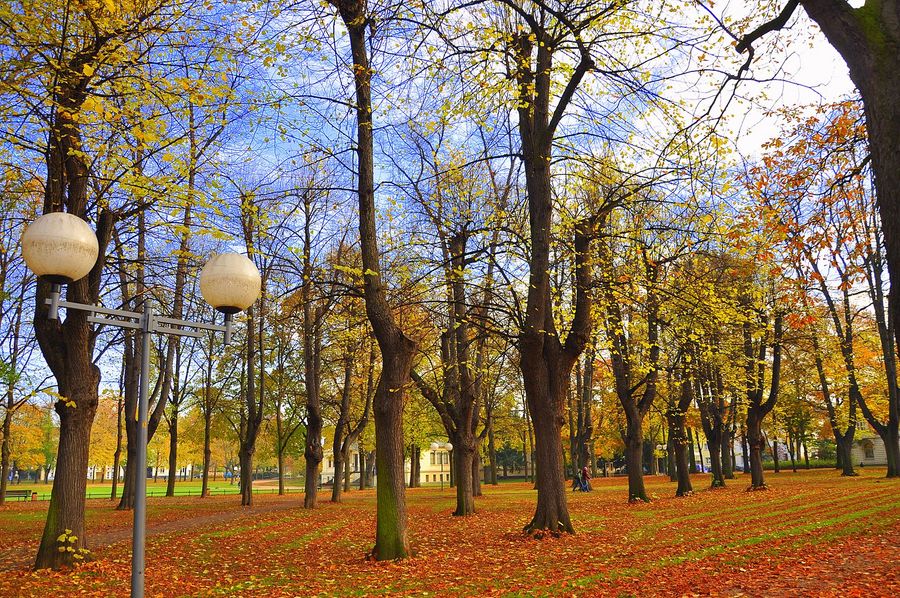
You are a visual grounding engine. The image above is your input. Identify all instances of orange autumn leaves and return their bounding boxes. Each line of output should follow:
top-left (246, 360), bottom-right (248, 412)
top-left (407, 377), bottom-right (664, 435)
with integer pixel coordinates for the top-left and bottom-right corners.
top-left (0, 470), bottom-right (899, 596)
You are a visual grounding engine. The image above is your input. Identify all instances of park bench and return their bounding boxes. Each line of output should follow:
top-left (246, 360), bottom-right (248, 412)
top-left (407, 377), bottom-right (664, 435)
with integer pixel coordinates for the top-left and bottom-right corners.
top-left (4, 489), bottom-right (32, 501)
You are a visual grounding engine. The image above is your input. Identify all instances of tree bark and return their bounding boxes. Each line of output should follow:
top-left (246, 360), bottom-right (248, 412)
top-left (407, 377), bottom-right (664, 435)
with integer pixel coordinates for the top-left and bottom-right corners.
top-left (166, 409), bottom-right (178, 497)
top-left (747, 410), bottom-right (766, 489)
top-left (111, 391), bottom-right (123, 500)
top-left (668, 373), bottom-right (693, 496)
top-left (624, 419), bottom-right (648, 502)
top-left (722, 428), bottom-right (735, 479)
top-left (0, 402), bottom-right (12, 505)
top-left (452, 439), bottom-right (475, 516)
top-left (487, 415), bottom-right (498, 485)
top-left (201, 408), bottom-right (212, 496)
top-left (771, 432), bottom-right (781, 473)
top-left (688, 428), bottom-right (698, 473)
top-left (471, 443), bottom-right (482, 497)
top-left (408, 445), bottom-right (420, 489)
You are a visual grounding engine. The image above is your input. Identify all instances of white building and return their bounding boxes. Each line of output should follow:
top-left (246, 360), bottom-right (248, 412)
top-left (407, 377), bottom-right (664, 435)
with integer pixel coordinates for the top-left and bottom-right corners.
top-left (320, 443), bottom-right (454, 486)
top-left (851, 435), bottom-right (889, 467)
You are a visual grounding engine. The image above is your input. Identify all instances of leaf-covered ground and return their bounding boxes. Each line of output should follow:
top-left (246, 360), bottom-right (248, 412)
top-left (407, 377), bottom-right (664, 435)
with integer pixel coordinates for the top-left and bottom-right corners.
top-left (1, 469), bottom-right (898, 597)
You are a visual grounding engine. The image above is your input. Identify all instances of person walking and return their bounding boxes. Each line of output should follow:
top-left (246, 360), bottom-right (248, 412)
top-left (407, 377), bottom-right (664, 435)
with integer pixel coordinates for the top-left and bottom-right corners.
top-left (580, 464), bottom-right (592, 492)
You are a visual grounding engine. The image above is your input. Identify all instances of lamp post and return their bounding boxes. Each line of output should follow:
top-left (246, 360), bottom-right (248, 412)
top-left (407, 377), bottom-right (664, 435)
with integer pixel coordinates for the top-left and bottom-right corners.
top-left (429, 441), bottom-right (453, 491)
top-left (21, 213), bottom-right (261, 598)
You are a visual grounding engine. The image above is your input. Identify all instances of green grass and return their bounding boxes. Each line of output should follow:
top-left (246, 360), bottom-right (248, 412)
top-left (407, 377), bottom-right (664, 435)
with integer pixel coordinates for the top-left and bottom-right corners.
top-left (4, 479), bottom-right (307, 501)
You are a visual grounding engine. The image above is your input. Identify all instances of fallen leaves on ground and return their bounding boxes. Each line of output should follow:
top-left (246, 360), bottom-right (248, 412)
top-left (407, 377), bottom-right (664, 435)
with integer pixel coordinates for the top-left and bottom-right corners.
top-left (0, 469), bottom-right (898, 597)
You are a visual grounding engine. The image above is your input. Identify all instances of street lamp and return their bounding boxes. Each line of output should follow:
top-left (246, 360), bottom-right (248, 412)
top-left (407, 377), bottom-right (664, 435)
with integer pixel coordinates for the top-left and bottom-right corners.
top-left (429, 441), bottom-right (453, 491)
top-left (22, 212), bottom-right (261, 598)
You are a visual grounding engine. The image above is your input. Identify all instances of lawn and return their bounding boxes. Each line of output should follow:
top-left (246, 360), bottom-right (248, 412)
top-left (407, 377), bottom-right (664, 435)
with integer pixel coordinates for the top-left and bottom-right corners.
top-left (0, 469), bottom-right (897, 596)
top-left (5, 479), bottom-right (305, 500)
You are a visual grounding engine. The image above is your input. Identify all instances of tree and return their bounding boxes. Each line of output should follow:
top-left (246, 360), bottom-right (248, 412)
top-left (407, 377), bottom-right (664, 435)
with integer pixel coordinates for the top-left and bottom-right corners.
top-left (324, 0), bottom-right (419, 559)
top-left (597, 225), bottom-right (661, 503)
top-left (742, 294), bottom-right (784, 490)
top-left (736, 0), bottom-right (900, 477)
top-left (0, 0), bottom-right (189, 568)
top-left (750, 101), bottom-right (900, 477)
top-left (418, 0), bottom-right (608, 532)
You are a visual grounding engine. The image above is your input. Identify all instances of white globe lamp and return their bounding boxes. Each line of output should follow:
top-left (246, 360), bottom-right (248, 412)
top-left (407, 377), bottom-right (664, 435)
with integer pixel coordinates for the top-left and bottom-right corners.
top-left (21, 212), bottom-right (98, 283)
top-left (199, 252), bottom-right (261, 314)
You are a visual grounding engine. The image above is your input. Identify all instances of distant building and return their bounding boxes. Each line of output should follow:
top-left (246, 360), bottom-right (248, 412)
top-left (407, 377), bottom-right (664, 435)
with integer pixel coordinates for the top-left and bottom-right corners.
top-left (320, 442), bottom-right (455, 486)
top-left (851, 435), bottom-right (888, 467)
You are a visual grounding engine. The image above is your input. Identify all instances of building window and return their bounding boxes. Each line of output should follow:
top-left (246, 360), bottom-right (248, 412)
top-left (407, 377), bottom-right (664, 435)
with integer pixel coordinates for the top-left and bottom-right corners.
top-left (863, 440), bottom-right (875, 460)
top-left (430, 452), bottom-right (436, 465)
top-left (425, 475), bottom-right (429, 482)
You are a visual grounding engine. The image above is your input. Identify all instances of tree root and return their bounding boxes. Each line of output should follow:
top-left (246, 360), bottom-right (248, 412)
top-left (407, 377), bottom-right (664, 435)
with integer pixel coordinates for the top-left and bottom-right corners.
top-left (523, 519), bottom-right (574, 538)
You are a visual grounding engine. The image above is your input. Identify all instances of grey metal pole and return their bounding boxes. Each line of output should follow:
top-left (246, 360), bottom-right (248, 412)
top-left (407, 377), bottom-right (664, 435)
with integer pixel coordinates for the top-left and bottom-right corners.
top-left (132, 303), bottom-right (153, 598)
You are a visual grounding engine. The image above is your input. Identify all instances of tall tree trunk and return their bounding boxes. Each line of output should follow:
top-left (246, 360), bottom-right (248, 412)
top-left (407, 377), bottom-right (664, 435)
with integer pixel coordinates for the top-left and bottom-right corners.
top-left (327, 0), bottom-right (417, 559)
top-left (666, 435), bottom-right (677, 482)
top-left (332, 355), bottom-right (354, 502)
top-left (747, 411), bottom-right (766, 489)
top-left (688, 428), bottom-right (698, 473)
top-left (365, 449), bottom-right (376, 488)
top-left (111, 391), bottom-right (123, 500)
top-left (771, 435), bottom-right (781, 473)
top-left (741, 424), bottom-right (750, 474)
top-left (0, 407), bottom-right (11, 505)
top-left (452, 437), bottom-right (475, 516)
top-left (744, 311), bottom-right (782, 490)
top-left (1, 287), bottom-right (26, 506)
top-left (34, 372), bottom-right (100, 569)
top-left (600, 242), bottom-right (659, 503)
top-left (301, 190), bottom-right (324, 508)
top-left (624, 418), bottom-right (647, 502)
top-left (707, 435), bottom-right (725, 489)
top-left (343, 445), bottom-right (352, 492)
top-left (408, 445), bottom-right (420, 489)
top-left (647, 437), bottom-right (659, 476)
top-left (525, 391), bottom-right (571, 533)
top-left (277, 403), bottom-right (285, 496)
top-left (836, 436), bottom-right (857, 477)
top-left (488, 416), bottom-right (498, 485)
top-left (787, 430), bottom-right (797, 472)
top-left (471, 443), bottom-right (482, 497)
top-left (166, 410), bottom-right (178, 497)
top-left (668, 374), bottom-right (693, 496)
top-left (201, 410), bottom-right (212, 497)
top-left (237, 305), bottom-right (263, 507)
top-left (722, 429), bottom-right (735, 479)
top-left (239, 443), bottom-right (253, 505)
top-left (694, 428), bottom-right (704, 473)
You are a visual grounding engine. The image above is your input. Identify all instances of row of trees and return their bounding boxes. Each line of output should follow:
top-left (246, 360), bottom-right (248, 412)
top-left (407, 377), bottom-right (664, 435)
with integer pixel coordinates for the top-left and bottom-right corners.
top-left (1, 0), bottom-right (898, 570)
